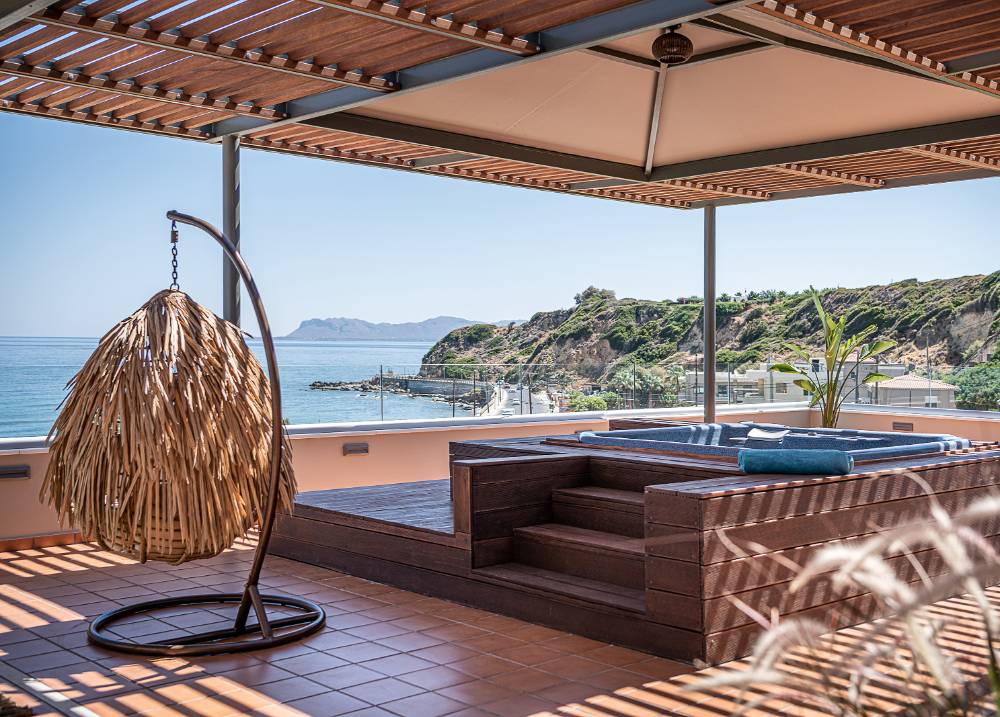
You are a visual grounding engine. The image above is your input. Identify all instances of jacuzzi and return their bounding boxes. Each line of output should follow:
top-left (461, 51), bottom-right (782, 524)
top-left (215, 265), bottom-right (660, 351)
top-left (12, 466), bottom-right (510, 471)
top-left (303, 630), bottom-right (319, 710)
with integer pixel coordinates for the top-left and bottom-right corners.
top-left (577, 423), bottom-right (970, 463)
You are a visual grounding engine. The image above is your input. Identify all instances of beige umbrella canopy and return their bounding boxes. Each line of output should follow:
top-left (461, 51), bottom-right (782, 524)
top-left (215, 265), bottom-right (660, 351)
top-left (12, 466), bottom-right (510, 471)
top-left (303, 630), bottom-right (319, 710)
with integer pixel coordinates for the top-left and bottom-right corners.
top-left (42, 289), bottom-right (296, 564)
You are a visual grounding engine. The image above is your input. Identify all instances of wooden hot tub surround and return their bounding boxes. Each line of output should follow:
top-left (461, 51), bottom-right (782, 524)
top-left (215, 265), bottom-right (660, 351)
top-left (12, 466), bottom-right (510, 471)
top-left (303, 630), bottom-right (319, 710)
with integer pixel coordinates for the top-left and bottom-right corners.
top-left (271, 434), bottom-right (1000, 664)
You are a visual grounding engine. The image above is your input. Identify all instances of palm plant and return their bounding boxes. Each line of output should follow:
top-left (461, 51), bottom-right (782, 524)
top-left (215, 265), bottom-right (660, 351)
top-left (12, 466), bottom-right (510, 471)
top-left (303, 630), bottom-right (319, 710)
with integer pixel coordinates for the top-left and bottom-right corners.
top-left (771, 287), bottom-right (895, 427)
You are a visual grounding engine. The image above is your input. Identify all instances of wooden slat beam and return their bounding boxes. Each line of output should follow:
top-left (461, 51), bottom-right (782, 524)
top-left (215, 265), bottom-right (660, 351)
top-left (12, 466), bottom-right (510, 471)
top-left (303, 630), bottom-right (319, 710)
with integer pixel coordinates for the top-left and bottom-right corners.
top-left (305, 0), bottom-right (539, 56)
top-left (593, 188), bottom-right (690, 209)
top-left (34, 8), bottom-right (398, 92)
top-left (902, 144), bottom-right (1000, 171)
top-left (769, 163), bottom-right (885, 188)
top-left (665, 180), bottom-right (770, 199)
top-left (0, 96), bottom-right (209, 136)
top-left (1, 58), bottom-right (285, 117)
top-left (753, 0), bottom-right (1000, 99)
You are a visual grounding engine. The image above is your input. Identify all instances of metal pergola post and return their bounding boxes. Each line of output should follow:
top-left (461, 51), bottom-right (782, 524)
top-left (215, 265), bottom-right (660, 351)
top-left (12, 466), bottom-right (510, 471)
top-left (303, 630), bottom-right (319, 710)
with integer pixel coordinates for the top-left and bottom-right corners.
top-left (223, 136), bottom-right (241, 325)
top-left (703, 205), bottom-right (717, 423)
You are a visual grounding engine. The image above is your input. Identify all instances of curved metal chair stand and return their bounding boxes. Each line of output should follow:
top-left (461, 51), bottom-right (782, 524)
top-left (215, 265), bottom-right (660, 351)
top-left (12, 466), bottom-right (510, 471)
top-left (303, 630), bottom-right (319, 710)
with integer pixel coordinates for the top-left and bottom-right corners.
top-left (87, 210), bottom-right (325, 656)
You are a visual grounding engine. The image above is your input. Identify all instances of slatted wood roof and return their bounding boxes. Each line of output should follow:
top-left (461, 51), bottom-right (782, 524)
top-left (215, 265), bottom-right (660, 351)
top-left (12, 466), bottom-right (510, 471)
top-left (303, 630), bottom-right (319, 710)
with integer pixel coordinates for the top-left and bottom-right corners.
top-left (1, 0), bottom-right (998, 208)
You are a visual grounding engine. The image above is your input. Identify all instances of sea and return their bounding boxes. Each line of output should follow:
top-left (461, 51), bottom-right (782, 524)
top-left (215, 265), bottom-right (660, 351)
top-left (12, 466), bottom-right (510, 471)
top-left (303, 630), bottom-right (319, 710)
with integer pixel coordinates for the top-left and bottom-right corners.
top-left (0, 336), bottom-right (469, 438)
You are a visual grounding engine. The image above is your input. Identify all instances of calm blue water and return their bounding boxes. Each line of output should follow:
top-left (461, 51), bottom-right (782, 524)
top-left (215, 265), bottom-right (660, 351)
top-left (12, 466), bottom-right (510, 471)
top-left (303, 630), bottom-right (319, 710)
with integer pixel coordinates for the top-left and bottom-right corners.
top-left (0, 336), bottom-right (469, 438)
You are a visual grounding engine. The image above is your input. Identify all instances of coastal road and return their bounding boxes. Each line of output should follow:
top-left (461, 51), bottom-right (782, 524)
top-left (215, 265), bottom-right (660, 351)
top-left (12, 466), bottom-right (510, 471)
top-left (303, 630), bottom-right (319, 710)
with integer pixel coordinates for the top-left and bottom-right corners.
top-left (493, 384), bottom-right (552, 415)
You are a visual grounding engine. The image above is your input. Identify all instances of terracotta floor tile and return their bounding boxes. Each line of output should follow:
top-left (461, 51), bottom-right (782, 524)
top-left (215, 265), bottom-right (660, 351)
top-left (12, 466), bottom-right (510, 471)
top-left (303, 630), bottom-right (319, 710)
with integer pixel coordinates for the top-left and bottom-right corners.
top-left (536, 680), bottom-right (604, 705)
top-left (252, 675), bottom-right (330, 702)
top-left (541, 635), bottom-right (607, 654)
top-left (9, 650), bottom-right (88, 672)
top-left (487, 668), bottom-right (564, 693)
top-left (182, 654), bottom-right (263, 675)
top-left (216, 663), bottom-right (295, 687)
top-left (437, 680), bottom-right (514, 706)
top-left (422, 624), bottom-right (489, 642)
top-left (580, 645), bottom-right (651, 668)
top-left (341, 676), bottom-right (425, 704)
top-left (492, 643), bottom-right (564, 667)
top-left (409, 644), bottom-right (479, 666)
top-left (344, 622), bottom-right (411, 641)
top-left (503, 625), bottom-right (564, 643)
top-left (361, 606), bottom-right (418, 621)
top-left (303, 631), bottom-right (365, 652)
top-left (326, 613), bottom-right (381, 631)
top-left (388, 615), bottom-right (448, 632)
top-left (583, 667), bottom-right (653, 691)
top-left (327, 642), bottom-right (398, 663)
top-left (309, 664), bottom-right (385, 690)
top-left (382, 691), bottom-right (465, 717)
top-left (0, 637), bottom-right (60, 658)
top-left (340, 708), bottom-right (397, 717)
top-left (398, 666), bottom-right (474, 691)
top-left (284, 691), bottom-right (370, 716)
top-left (535, 656), bottom-right (606, 680)
top-left (481, 693), bottom-right (556, 717)
top-left (455, 635), bottom-right (525, 654)
top-left (375, 632), bottom-right (444, 652)
top-left (257, 642), bottom-right (317, 663)
top-left (450, 655), bottom-right (521, 679)
top-left (628, 658), bottom-right (694, 681)
top-left (270, 651), bottom-right (348, 676)
top-left (362, 653), bottom-right (437, 677)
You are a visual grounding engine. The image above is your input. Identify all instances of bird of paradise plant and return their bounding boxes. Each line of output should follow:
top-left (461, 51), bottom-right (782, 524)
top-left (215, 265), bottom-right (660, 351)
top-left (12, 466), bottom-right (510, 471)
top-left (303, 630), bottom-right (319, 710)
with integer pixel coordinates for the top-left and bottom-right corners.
top-left (771, 287), bottom-right (895, 427)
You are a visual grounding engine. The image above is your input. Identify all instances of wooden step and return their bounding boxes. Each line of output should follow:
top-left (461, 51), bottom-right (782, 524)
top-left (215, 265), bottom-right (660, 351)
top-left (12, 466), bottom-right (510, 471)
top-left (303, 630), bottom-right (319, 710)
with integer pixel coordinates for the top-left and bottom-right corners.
top-left (476, 563), bottom-right (645, 613)
top-left (513, 524), bottom-right (645, 589)
top-left (552, 486), bottom-right (645, 537)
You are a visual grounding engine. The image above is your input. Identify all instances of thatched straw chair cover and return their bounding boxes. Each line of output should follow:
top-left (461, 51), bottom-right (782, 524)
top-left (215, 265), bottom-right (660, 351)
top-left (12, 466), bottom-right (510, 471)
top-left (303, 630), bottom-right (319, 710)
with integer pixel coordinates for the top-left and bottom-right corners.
top-left (42, 289), bottom-right (296, 564)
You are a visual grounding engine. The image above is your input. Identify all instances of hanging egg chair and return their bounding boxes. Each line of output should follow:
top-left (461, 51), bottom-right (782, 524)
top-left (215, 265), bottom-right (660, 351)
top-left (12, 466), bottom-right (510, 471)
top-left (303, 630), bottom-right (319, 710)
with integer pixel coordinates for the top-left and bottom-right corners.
top-left (40, 211), bottom-right (324, 656)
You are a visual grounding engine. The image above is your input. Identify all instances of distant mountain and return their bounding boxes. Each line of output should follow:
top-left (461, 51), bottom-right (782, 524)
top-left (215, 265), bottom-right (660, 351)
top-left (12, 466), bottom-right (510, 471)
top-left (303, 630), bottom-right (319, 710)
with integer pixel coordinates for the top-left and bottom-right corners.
top-left (287, 316), bottom-right (483, 342)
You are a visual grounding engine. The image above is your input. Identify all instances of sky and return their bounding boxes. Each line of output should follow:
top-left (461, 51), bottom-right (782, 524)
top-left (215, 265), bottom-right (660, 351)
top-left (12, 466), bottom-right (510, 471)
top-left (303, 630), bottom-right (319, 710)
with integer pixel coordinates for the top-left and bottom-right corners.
top-left (1, 112), bottom-right (998, 338)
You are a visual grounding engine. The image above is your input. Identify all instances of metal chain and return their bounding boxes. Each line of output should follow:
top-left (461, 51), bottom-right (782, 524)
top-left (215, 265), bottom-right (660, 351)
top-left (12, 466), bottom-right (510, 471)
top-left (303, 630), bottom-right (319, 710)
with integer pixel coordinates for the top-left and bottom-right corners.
top-left (169, 220), bottom-right (179, 290)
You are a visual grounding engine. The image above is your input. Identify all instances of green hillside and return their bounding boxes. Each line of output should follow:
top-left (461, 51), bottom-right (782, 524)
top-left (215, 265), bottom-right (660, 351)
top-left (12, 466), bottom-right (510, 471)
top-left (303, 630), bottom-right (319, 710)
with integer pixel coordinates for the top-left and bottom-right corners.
top-left (422, 273), bottom-right (1000, 383)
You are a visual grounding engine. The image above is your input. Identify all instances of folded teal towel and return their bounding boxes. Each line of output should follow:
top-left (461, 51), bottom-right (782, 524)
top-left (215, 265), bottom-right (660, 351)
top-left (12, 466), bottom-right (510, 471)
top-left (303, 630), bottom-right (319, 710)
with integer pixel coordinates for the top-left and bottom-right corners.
top-left (738, 449), bottom-right (854, 475)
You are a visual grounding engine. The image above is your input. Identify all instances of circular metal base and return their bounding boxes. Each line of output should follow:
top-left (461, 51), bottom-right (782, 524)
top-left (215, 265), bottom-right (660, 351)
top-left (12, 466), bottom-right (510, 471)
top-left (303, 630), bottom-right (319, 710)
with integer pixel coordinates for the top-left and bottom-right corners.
top-left (88, 593), bottom-right (326, 657)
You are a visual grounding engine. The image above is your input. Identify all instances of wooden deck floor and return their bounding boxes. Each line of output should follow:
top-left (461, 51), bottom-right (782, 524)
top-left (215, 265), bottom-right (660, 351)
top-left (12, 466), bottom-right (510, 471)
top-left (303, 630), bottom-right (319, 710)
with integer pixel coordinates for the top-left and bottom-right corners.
top-left (293, 479), bottom-right (454, 534)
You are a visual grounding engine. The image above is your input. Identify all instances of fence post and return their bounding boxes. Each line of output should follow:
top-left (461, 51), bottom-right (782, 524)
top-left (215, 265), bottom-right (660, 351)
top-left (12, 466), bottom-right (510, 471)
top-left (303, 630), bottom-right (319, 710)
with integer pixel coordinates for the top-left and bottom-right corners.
top-left (379, 364), bottom-right (384, 421)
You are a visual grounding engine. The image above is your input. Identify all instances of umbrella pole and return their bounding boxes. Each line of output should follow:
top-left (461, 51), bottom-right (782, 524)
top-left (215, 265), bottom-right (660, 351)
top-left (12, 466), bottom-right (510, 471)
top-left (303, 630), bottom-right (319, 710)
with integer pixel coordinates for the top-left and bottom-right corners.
top-left (87, 211), bottom-right (325, 656)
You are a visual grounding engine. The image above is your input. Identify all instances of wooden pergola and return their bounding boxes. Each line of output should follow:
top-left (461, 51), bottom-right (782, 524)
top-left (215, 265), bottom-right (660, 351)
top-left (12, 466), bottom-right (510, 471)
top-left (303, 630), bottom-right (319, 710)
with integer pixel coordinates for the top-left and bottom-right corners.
top-left (3, 0), bottom-right (998, 420)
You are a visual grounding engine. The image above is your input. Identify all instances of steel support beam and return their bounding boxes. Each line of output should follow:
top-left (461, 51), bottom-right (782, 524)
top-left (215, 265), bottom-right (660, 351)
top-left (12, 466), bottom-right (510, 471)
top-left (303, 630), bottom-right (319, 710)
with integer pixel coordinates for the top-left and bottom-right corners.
top-left (643, 64), bottom-right (667, 176)
top-left (703, 205), bottom-right (717, 424)
top-left (409, 152), bottom-right (478, 168)
top-left (583, 41), bottom-right (770, 72)
top-left (694, 15), bottom-right (937, 83)
top-left (947, 50), bottom-right (1000, 75)
top-left (211, 0), bottom-right (758, 138)
top-left (302, 113), bottom-right (648, 182)
top-left (649, 115), bottom-right (1000, 182)
top-left (223, 136), bottom-right (241, 326)
top-left (0, 0), bottom-right (48, 30)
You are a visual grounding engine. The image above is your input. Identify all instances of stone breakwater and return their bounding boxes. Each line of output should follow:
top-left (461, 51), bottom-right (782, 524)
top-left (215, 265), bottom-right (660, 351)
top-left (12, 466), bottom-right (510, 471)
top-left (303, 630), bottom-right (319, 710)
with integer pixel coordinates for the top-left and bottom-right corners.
top-left (310, 376), bottom-right (495, 412)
